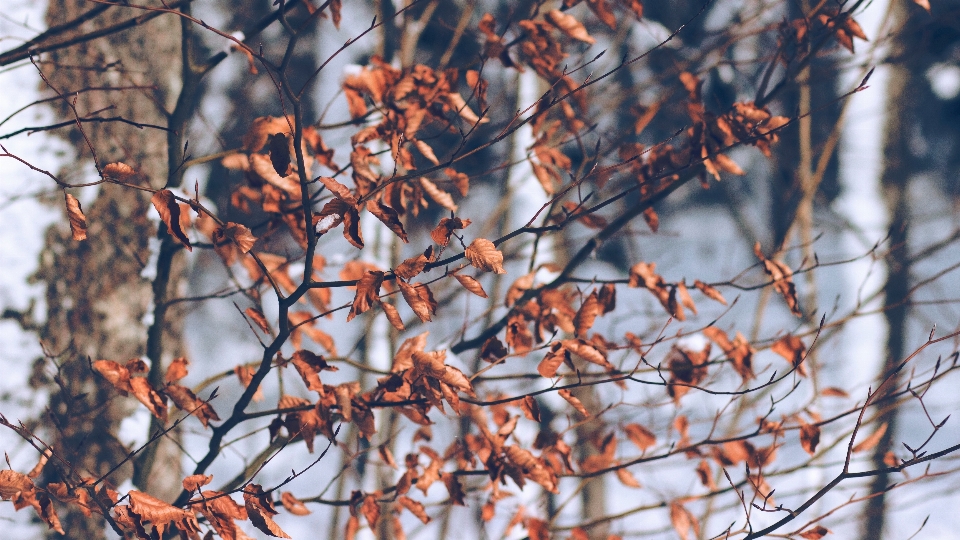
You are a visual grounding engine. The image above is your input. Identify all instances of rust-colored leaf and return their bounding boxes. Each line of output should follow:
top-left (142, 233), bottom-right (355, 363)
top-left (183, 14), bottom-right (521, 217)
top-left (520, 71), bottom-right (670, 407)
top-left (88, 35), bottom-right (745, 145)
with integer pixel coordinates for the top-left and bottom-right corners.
top-left (128, 490), bottom-right (198, 538)
top-left (693, 279), bottom-right (727, 305)
top-left (755, 243), bottom-right (801, 317)
top-left (771, 334), bottom-right (807, 376)
top-left (244, 484), bottom-right (291, 538)
top-left (465, 238), bottom-right (506, 274)
top-left (291, 349), bottom-right (336, 394)
top-left (399, 280), bottom-right (438, 323)
top-left (219, 222), bottom-right (257, 253)
top-left (669, 501), bottom-right (699, 540)
top-left (558, 389), bottom-right (589, 416)
top-left (430, 216), bottom-right (470, 246)
top-left (395, 247), bottom-right (433, 280)
top-left (624, 423), bottom-right (656, 451)
top-left (64, 193), bottom-right (87, 241)
top-left (545, 10), bottom-right (596, 44)
top-left (151, 190), bottom-right (192, 250)
top-left (454, 273), bottom-right (488, 298)
top-left (821, 387), bottom-right (849, 398)
top-left (348, 270), bottom-right (384, 321)
top-left (130, 377), bottom-right (168, 422)
top-left (420, 177), bottom-right (457, 212)
top-left (800, 421), bottom-right (821, 455)
top-left (245, 307), bottom-right (270, 333)
top-left (799, 525), bottom-right (831, 539)
top-left (853, 422), bottom-right (888, 453)
top-left (537, 343), bottom-right (566, 378)
top-left (677, 281), bottom-right (697, 316)
top-left (615, 467), bottom-right (641, 488)
top-left (398, 496), bottom-right (431, 524)
top-left (93, 359), bottom-right (132, 394)
top-left (165, 384), bottom-right (220, 427)
top-left (235, 364), bottom-right (265, 402)
top-left (366, 200), bottom-right (408, 242)
top-left (280, 492), bottom-right (311, 516)
top-left (164, 357), bottom-right (190, 383)
top-left (573, 291), bottom-right (601, 336)
top-left (182, 474), bottom-right (212, 492)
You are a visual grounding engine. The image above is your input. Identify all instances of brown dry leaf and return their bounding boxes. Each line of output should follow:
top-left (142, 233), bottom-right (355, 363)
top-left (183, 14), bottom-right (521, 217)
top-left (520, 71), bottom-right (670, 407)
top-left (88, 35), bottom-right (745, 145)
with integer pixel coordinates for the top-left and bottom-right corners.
top-left (102, 161), bottom-right (138, 180)
top-left (182, 474), bottom-right (212, 492)
top-left (573, 291), bottom-right (601, 336)
top-left (165, 384), bottom-right (220, 427)
top-left (348, 270), bottom-right (385, 321)
top-left (465, 238), bottom-right (506, 274)
top-left (288, 311), bottom-right (338, 355)
top-left (366, 200), bottom-right (408, 242)
top-left (345, 514), bottom-right (360, 540)
top-left (800, 421), bottom-right (821, 455)
top-left (398, 496), bottom-right (431, 524)
top-left (318, 176), bottom-right (357, 205)
top-left (669, 501), bottom-right (700, 540)
top-left (395, 247), bottom-right (433, 280)
top-left (693, 279), bottom-right (727, 305)
top-left (244, 484), bottom-right (291, 538)
top-left (279, 492), bottom-right (311, 516)
top-left (151, 190), bottom-right (192, 250)
top-left (755, 243), bottom-right (801, 317)
top-left (93, 359), bottom-right (133, 394)
top-left (545, 9), bottom-right (596, 44)
top-left (0, 469), bottom-right (33, 501)
top-left (430, 216), bottom-right (470, 246)
top-left (558, 389), bottom-right (589, 416)
top-left (677, 281), bottom-right (697, 315)
top-left (399, 280), bottom-right (438, 323)
top-left (913, 0), bottom-right (931, 11)
top-left (245, 307), bottom-right (270, 333)
top-left (771, 334), bottom-right (807, 376)
top-left (235, 364), bottom-right (265, 402)
top-left (64, 193), bottom-right (87, 241)
top-left (413, 140), bottom-right (440, 166)
top-left (243, 116), bottom-right (292, 152)
top-left (221, 153), bottom-right (250, 171)
top-left (562, 339), bottom-right (613, 370)
top-left (799, 525), bottom-right (831, 539)
top-left (130, 377), bottom-right (168, 422)
top-left (445, 167), bottom-right (470, 197)
top-left (220, 222), bottom-right (257, 253)
top-left (164, 357), bottom-right (190, 383)
top-left (454, 273), bottom-right (488, 298)
top-left (290, 349), bottom-right (336, 394)
top-left (853, 423), bottom-right (888, 453)
top-left (420, 177), bottom-right (458, 212)
top-left (446, 92), bottom-right (487, 125)
top-left (696, 459), bottom-right (717, 490)
top-left (381, 302), bottom-right (405, 331)
top-left (128, 490), bottom-right (198, 538)
top-left (643, 207), bottom-right (659, 233)
top-left (615, 467), bottom-right (641, 488)
top-left (538, 343), bottom-right (566, 378)
top-left (821, 387), bottom-right (849, 398)
top-left (624, 423), bottom-right (656, 451)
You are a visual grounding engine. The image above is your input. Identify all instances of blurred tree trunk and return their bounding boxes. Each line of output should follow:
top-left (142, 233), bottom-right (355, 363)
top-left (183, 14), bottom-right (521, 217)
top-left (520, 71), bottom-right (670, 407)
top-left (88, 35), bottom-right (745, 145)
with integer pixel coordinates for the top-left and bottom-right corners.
top-left (860, 3), bottom-right (912, 537)
top-left (37, 2), bottom-right (186, 537)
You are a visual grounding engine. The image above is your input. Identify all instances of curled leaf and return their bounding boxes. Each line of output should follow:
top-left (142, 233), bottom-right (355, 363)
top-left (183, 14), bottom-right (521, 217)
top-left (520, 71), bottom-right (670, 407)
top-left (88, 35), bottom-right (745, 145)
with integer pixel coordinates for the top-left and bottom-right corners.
top-left (151, 190), bottom-right (192, 250)
top-left (465, 238), bottom-right (506, 274)
top-left (64, 193), bottom-right (87, 241)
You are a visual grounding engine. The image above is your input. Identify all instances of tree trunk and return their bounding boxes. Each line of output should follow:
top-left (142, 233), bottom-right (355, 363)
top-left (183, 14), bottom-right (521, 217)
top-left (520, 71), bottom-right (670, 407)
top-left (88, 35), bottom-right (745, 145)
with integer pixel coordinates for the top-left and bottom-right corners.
top-left (37, 3), bottom-right (185, 536)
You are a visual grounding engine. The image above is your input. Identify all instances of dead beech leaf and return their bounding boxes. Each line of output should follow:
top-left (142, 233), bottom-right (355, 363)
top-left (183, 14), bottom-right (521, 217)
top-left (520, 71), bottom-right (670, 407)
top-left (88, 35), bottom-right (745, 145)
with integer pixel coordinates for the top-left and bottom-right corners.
top-left (348, 270), bottom-right (384, 321)
top-left (537, 343), bottom-right (566, 378)
top-left (771, 334), bottom-right (807, 376)
top-left (395, 247), bottom-right (433, 280)
top-left (430, 216), bottom-right (470, 246)
top-left (445, 167), bottom-right (470, 197)
top-left (852, 422), bottom-right (888, 453)
top-left (235, 364), bottom-right (265, 402)
top-left (128, 490), bottom-right (198, 538)
top-left (799, 525), bottom-right (831, 539)
top-left (381, 302), bottom-right (405, 331)
top-left (219, 222), bottom-right (257, 253)
top-left (130, 377), bottom-right (168, 422)
top-left (165, 384), bottom-right (220, 427)
top-left (398, 495), bottom-right (431, 524)
top-left (93, 359), bottom-right (132, 394)
top-left (800, 421), bottom-right (821, 455)
top-left (615, 467), bottom-right (641, 488)
top-left (413, 140), bottom-right (440, 166)
top-left (573, 291), bottom-right (601, 337)
top-left (290, 349), bottom-right (336, 394)
top-left (912, 0), bottom-right (931, 11)
top-left (245, 307), bottom-right (270, 333)
top-left (454, 273), bottom-right (488, 298)
top-left (755, 243), bottom-right (801, 317)
top-left (280, 492), bottom-right (311, 516)
top-left (182, 474), bottom-right (212, 492)
top-left (669, 501), bottom-right (700, 540)
top-left (693, 279), bottom-right (727, 305)
top-left (558, 389), bottom-right (589, 416)
top-left (398, 280), bottom-right (438, 323)
top-left (366, 200), bottom-right (408, 242)
top-left (64, 193), bottom-right (87, 241)
top-left (624, 423), bottom-right (657, 451)
top-left (151, 190), bottom-right (192, 250)
top-left (244, 484), bottom-right (291, 538)
top-left (446, 92), bottom-right (487, 125)
top-left (465, 238), bottom-right (506, 274)
top-left (677, 281), bottom-right (697, 316)
top-left (102, 161), bottom-right (137, 180)
top-left (821, 387), bottom-right (849, 398)
top-left (164, 357), bottom-right (189, 383)
top-left (318, 176), bottom-right (357, 205)
top-left (545, 10), bottom-right (596, 44)
top-left (420, 177), bottom-right (457, 212)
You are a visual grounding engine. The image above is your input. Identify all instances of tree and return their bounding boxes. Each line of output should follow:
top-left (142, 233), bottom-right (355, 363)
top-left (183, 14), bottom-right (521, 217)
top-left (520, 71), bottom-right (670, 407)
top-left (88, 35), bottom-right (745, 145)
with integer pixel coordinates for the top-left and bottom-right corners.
top-left (1, 0), bottom-right (959, 539)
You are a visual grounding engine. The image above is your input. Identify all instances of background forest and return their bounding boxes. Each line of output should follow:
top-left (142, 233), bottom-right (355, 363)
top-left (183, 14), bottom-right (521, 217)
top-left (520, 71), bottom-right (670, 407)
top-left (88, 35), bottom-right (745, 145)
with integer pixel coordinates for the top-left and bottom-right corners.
top-left (2, 0), bottom-right (960, 539)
